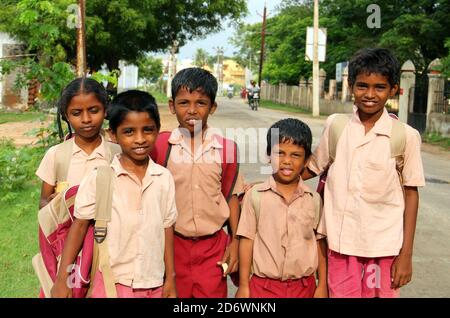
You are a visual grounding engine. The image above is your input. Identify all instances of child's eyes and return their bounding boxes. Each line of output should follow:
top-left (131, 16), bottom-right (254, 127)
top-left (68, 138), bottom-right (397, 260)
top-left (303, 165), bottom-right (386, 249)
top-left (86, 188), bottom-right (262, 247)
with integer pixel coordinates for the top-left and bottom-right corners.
top-left (70, 111), bottom-right (81, 116)
top-left (123, 128), bottom-right (133, 135)
top-left (89, 107), bottom-right (100, 114)
top-left (144, 127), bottom-right (156, 133)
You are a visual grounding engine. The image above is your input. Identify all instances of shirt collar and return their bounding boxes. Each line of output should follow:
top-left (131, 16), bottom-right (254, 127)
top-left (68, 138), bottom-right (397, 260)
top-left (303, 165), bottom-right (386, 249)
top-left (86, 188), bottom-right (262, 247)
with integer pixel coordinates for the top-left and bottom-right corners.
top-left (257, 175), bottom-right (312, 197)
top-left (168, 127), bottom-right (223, 149)
top-left (352, 105), bottom-right (392, 137)
top-left (71, 135), bottom-right (107, 158)
top-left (111, 154), bottom-right (164, 178)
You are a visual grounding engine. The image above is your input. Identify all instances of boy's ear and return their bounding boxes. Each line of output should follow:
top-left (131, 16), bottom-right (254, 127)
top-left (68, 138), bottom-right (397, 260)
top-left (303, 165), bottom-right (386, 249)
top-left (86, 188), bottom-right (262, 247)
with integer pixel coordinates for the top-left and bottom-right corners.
top-left (390, 84), bottom-right (399, 97)
top-left (168, 99), bottom-right (176, 115)
top-left (209, 102), bottom-right (218, 115)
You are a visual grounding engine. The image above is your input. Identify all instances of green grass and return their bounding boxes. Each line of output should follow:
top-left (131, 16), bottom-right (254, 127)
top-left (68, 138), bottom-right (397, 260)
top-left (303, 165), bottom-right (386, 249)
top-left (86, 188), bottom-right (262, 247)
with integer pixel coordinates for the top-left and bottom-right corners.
top-left (148, 89), bottom-right (169, 105)
top-left (0, 183), bottom-right (41, 297)
top-left (0, 111), bottom-right (43, 124)
top-left (259, 100), bottom-right (330, 118)
top-left (423, 132), bottom-right (450, 151)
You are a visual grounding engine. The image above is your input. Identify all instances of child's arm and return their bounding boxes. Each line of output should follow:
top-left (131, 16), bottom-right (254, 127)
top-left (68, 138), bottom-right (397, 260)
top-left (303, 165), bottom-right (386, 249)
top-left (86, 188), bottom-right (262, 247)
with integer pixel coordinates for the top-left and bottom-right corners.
top-left (301, 168), bottom-right (318, 181)
top-left (314, 238), bottom-right (328, 298)
top-left (391, 186), bottom-right (419, 289)
top-left (218, 195), bottom-right (240, 275)
top-left (162, 226), bottom-right (177, 298)
top-left (51, 218), bottom-right (91, 298)
top-left (39, 181), bottom-right (57, 209)
top-left (235, 237), bottom-right (253, 298)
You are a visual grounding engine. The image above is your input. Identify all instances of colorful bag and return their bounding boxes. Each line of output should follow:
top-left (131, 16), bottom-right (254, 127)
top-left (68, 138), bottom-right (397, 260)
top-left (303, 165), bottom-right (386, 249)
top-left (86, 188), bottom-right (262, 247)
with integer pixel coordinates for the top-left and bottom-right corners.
top-left (33, 139), bottom-right (120, 298)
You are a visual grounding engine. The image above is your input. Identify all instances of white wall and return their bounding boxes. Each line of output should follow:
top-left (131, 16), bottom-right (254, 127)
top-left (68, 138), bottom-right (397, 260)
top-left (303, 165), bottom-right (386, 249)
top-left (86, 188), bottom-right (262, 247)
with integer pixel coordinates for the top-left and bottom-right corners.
top-left (118, 60), bottom-right (139, 93)
top-left (0, 33), bottom-right (21, 104)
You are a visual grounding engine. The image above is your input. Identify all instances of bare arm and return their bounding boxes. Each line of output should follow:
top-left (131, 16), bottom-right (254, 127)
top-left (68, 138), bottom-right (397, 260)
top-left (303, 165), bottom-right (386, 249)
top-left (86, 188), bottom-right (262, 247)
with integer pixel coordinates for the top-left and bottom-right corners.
top-left (235, 237), bottom-right (253, 298)
top-left (162, 226), bottom-right (177, 298)
top-left (39, 181), bottom-right (57, 209)
top-left (219, 195), bottom-right (241, 275)
top-left (50, 218), bottom-right (91, 298)
top-left (314, 238), bottom-right (328, 298)
top-left (391, 186), bottom-right (419, 289)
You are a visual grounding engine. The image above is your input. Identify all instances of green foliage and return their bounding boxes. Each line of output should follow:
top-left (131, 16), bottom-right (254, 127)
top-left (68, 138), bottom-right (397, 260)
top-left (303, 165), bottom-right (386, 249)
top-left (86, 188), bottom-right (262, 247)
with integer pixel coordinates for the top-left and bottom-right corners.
top-left (0, 111), bottom-right (42, 124)
top-left (232, 0), bottom-right (450, 84)
top-left (0, 139), bottom-right (45, 204)
top-left (193, 48), bottom-right (213, 69)
top-left (91, 69), bottom-right (120, 88)
top-left (423, 132), bottom-right (450, 151)
top-left (441, 39), bottom-right (450, 78)
top-left (136, 56), bottom-right (163, 83)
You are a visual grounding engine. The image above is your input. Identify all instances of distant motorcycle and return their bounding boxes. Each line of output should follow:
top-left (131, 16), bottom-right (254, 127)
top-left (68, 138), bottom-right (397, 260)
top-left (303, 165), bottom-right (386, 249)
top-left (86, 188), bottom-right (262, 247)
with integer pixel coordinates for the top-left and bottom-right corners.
top-left (250, 92), bottom-right (259, 111)
top-left (227, 91), bottom-right (233, 99)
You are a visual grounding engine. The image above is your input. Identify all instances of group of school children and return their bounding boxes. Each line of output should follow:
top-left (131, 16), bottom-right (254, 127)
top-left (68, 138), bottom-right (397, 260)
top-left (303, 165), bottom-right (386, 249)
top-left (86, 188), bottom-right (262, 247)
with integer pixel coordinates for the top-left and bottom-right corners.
top-left (37, 48), bottom-right (425, 298)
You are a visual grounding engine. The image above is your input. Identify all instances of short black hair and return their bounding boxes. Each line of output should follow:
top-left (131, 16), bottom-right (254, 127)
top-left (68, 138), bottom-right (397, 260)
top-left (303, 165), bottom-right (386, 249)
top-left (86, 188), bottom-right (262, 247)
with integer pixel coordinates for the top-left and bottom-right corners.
top-left (108, 90), bottom-right (160, 132)
top-left (57, 77), bottom-right (108, 139)
top-left (171, 67), bottom-right (218, 103)
top-left (348, 48), bottom-right (400, 88)
top-left (266, 118), bottom-right (312, 158)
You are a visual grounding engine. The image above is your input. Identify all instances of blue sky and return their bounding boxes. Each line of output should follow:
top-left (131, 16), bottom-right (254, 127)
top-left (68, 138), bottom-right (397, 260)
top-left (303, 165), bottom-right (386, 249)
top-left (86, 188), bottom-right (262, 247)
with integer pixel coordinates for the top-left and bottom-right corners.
top-left (177, 0), bottom-right (282, 60)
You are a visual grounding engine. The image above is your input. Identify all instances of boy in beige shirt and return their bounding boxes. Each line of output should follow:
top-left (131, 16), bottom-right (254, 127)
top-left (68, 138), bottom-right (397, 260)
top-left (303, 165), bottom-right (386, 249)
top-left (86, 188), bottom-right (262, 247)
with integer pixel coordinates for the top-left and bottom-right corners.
top-left (303, 48), bottom-right (425, 298)
top-left (236, 118), bottom-right (328, 298)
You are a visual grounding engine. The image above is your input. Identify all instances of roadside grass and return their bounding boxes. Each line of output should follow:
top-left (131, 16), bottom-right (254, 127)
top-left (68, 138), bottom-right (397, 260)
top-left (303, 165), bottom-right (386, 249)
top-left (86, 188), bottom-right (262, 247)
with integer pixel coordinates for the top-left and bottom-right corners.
top-left (423, 132), bottom-right (450, 151)
top-left (0, 183), bottom-right (41, 297)
top-left (0, 111), bottom-right (43, 124)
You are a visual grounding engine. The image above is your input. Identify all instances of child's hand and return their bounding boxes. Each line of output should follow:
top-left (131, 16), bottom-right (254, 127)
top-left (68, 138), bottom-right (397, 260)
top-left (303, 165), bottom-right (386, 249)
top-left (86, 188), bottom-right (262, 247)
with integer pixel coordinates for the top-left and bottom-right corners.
top-left (313, 284), bottom-right (328, 298)
top-left (162, 277), bottom-right (177, 298)
top-left (217, 239), bottom-right (239, 276)
top-left (235, 285), bottom-right (250, 298)
top-left (50, 278), bottom-right (72, 298)
top-left (391, 252), bottom-right (413, 289)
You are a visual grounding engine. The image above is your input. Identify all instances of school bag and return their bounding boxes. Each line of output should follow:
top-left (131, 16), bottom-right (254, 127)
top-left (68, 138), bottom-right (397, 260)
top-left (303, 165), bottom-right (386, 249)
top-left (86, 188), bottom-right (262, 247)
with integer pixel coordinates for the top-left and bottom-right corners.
top-left (32, 138), bottom-right (121, 298)
top-left (316, 113), bottom-right (406, 198)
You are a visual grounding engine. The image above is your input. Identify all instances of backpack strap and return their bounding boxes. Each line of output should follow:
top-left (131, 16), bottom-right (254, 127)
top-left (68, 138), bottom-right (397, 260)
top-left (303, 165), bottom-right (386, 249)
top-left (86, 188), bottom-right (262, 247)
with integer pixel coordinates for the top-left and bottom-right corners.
top-left (251, 186), bottom-right (262, 225)
top-left (88, 166), bottom-right (117, 298)
top-left (105, 141), bottom-right (122, 163)
top-left (328, 114), bottom-right (350, 163)
top-left (390, 118), bottom-right (406, 175)
top-left (150, 131), bottom-right (172, 166)
top-left (55, 139), bottom-right (74, 183)
top-left (217, 136), bottom-right (239, 202)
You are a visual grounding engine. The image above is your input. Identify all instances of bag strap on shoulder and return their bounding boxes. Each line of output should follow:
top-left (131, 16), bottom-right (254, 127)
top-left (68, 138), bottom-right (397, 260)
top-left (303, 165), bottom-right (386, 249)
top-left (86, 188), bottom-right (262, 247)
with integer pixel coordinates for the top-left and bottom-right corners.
top-left (390, 118), bottom-right (406, 174)
top-left (55, 139), bottom-right (74, 183)
top-left (328, 114), bottom-right (350, 163)
top-left (217, 136), bottom-right (239, 202)
top-left (251, 186), bottom-right (262, 224)
top-left (311, 191), bottom-right (322, 230)
top-left (87, 166), bottom-right (117, 298)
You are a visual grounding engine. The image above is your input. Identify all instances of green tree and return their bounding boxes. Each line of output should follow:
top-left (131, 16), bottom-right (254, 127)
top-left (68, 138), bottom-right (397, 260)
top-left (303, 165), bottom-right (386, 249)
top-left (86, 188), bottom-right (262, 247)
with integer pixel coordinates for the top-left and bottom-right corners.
top-left (137, 55), bottom-right (163, 83)
top-left (0, 0), bottom-right (248, 72)
top-left (193, 48), bottom-right (211, 69)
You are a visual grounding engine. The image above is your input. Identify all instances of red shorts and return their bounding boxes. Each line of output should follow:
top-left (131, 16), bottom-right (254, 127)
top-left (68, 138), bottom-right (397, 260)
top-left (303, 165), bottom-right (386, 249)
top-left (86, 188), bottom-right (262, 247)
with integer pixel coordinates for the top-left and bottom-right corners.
top-left (249, 275), bottom-right (316, 298)
top-left (328, 250), bottom-right (400, 298)
top-left (90, 271), bottom-right (163, 298)
top-left (174, 229), bottom-right (228, 298)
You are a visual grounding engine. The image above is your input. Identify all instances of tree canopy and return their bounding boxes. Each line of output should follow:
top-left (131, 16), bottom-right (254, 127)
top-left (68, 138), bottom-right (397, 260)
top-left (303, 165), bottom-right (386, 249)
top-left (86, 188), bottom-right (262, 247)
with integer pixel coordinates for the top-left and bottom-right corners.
top-left (0, 0), bottom-right (248, 71)
top-left (232, 0), bottom-right (450, 85)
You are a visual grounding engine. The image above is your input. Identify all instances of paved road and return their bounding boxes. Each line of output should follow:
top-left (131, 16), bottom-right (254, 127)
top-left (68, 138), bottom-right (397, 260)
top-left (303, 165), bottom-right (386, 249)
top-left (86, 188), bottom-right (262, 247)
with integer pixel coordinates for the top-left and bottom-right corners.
top-left (159, 96), bottom-right (450, 297)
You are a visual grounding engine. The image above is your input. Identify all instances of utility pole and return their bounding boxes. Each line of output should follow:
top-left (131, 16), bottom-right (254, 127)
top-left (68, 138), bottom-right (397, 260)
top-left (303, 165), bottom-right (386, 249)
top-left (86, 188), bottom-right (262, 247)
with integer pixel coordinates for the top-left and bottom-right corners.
top-left (258, 2), bottom-right (267, 88)
top-left (312, 0), bottom-right (320, 117)
top-left (214, 46), bottom-right (224, 96)
top-left (76, 0), bottom-right (86, 77)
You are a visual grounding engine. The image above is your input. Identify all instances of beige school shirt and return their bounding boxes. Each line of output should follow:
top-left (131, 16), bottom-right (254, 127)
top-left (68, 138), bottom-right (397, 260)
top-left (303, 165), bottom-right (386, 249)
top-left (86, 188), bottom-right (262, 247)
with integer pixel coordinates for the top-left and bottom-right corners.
top-left (74, 155), bottom-right (178, 289)
top-left (36, 136), bottom-right (110, 187)
top-left (237, 176), bottom-right (325, 281)
top-left (308, 106), bottom-right (425, 258)
top-left (167, 127), bottom-right (244, 237)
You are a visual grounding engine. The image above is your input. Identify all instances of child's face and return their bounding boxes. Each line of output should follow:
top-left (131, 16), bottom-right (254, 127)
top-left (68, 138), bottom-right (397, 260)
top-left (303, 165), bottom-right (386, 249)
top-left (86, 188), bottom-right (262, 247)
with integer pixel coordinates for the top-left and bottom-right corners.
top-left (351, 72), bottom-right (398, 118)
top-left (169, 87), bottom-right (217, 135)
top-left (111, 111), bottom-right (158, 164)
top-left (66, 93), bottom-right (105, 140)
top-left (270, 140), bottom-right (308, 186)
